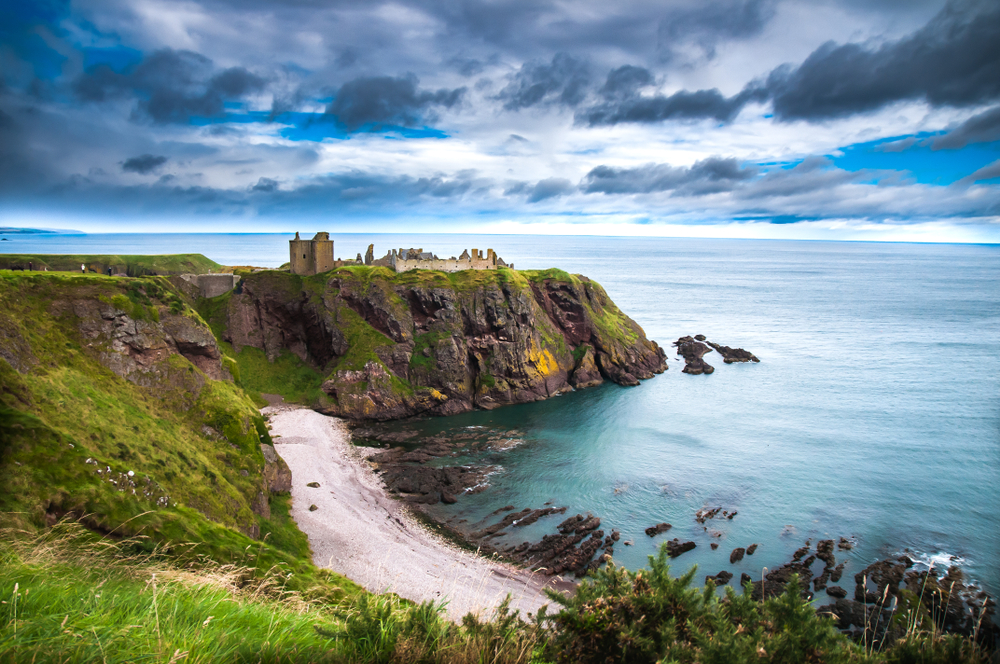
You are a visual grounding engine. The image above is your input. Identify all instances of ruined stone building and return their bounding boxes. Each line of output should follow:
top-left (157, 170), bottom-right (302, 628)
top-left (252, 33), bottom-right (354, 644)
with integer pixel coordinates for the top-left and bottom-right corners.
top-left (289, 233), bottom-right (513, 275)
top-left (366, 245), bottom-right (513, 272)
top-left (289, 232), bottom-right (335, 275)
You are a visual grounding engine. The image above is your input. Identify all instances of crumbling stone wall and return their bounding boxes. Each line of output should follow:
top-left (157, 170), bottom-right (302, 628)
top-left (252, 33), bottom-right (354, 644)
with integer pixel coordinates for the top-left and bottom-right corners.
top-left (364, 246), bottom-right (513, 272)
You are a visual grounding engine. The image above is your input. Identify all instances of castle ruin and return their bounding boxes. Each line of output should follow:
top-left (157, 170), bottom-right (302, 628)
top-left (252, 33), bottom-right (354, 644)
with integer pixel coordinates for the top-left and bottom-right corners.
top-left (289, 233), bottom-right (513, 274)
top-left (289, 232), bottom-right (335, 275)
top-left (370, 246), bottom-right (513, 272)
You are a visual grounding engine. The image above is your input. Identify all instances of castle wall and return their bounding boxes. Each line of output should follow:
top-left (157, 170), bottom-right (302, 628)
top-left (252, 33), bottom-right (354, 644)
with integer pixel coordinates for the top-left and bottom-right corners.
top-left (393, 258), bottom-right (497, 273)
top-left (289, 238), bottom-right (312, 275)
top-left (179, 273), bottom-right (240, 298)
top-left (313, 237), bottom-right (335, 273)
top-left (289, 232), bottom-right (335, 275)
top-left (391, 248), bottom-right (512, 273)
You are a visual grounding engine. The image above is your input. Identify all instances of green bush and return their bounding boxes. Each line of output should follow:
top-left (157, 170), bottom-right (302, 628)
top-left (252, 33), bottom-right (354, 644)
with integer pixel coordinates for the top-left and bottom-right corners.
top-left (542, 544), bottom-right (859, 664)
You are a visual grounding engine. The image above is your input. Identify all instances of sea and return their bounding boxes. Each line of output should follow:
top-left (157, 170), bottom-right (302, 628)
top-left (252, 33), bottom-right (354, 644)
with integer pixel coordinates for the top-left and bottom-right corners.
top-left (5, 232), bottom-right (999, 599)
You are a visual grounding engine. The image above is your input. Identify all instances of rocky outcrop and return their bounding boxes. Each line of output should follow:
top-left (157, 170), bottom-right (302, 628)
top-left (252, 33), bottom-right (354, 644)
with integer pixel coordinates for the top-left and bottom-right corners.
top-left (221, 268), bottom-right (667, 420)
top-left (675, 335), bottom-right (761, 374)
top-left (817, 558), bottom-right (998, 647)
top-left (645, 522), bottom-right (672, 537)
top-left (72, 297), bottom-right (230, 387)
top-left (706, 341), bottom-right (760, 363)
top-left (665, 539), bottom-right (697, 557)
top-left (260, 443), bottom-right (292, 494)
top-left (674, 337), bottom-right (715, 375)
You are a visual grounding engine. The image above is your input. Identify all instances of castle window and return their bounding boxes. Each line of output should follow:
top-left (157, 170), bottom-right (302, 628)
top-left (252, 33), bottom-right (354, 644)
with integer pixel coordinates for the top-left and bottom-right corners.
top-left (303, 254), bottom-right (306, 258)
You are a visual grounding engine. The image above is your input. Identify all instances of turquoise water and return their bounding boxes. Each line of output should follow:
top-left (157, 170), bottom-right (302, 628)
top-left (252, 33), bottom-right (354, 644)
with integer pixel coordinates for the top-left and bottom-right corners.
top-left (7, 233), bottom-right (999, 596)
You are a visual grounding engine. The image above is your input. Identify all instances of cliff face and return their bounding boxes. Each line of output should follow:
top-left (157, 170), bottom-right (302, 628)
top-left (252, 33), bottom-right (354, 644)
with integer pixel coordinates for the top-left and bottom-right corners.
top-left (220, 267), bottom-right (666, 420)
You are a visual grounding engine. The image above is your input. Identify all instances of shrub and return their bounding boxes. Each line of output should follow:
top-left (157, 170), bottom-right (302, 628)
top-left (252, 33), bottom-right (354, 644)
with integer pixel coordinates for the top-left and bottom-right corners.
top-left (541, 543), bottom-right (858, 664)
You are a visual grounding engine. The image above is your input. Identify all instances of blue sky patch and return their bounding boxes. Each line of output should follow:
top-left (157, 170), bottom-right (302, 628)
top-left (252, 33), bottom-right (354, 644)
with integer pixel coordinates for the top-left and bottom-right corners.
top-left (831, 135), bottom-right (1000, 185)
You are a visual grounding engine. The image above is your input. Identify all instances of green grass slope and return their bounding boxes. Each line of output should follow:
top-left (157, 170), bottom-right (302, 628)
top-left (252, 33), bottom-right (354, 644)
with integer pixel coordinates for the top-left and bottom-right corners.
top-left (0, 254), bottom-right (222, 275)
top-left (0, 271), bottom-right (358, 598)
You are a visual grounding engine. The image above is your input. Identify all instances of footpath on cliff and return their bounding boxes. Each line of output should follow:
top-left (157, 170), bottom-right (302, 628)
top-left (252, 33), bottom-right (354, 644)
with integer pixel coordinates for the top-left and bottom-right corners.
top-left (264, 402), bottom-right (572, 620)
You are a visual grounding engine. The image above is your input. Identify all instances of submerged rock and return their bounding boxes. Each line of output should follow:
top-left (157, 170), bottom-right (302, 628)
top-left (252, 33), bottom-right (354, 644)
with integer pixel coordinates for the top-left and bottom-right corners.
top-left (665, 538), bottom-right (697, 558)
top-left (645, 522), bottom-right (672, 537)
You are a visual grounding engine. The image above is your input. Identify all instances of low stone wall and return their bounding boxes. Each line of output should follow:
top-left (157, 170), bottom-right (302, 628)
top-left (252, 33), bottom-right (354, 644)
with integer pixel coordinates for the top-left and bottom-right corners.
top-left (179, 273), bottom-right (240, 298)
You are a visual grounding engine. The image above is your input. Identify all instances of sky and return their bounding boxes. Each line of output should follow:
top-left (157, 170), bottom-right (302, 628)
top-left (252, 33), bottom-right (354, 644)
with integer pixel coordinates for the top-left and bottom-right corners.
top-left (1, 0), bottom-right (999, 241)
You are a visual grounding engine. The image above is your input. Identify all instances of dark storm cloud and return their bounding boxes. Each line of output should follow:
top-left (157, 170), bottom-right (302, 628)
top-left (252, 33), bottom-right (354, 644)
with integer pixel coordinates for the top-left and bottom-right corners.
top-left (0, 99), bottom-right (46, 194)
top-left (955, 159), bottom-right (1000, 186)
top-left (579, 0), bottom-right (1000, 126)
top-left (933, 105), bottom-right (1000, 149)
top-left (497, 53), bottom-right (590, 111)
top-left (735, 157), bottom-right (858, 198)
top-left (582, 157), bottom-right (758, 195)
top-left (250, 177), bottom-right (279, 192)
top-left (325, 75), bottom-right (465, 131)
top-left (271, 170), bottom-right (490, 206)
top-left (505, 177), bottom-right (575, 202)
top-left (763, 0), bottom-right (1000, 121)
top-left (657, 0), bottom-right (777, 61)
top-left (74, 49), bottom-right (266, 123)
top-left (121, 154), bottom-right (168, 174)
top-left (599, 66), bottom-right (654, 100)
top-left (580, 87), bottom-right (765, 126)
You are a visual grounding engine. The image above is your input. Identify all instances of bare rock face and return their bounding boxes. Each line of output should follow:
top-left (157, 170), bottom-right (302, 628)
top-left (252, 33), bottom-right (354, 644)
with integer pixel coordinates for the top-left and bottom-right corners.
top-left (222, 269), bottom-right (667, 421)
top-left (260, 444), bottom-right (292, 494)
top-left (73, 298), bottom-right (230, 388)
top-left (569, 345), bottom-right (603, 388)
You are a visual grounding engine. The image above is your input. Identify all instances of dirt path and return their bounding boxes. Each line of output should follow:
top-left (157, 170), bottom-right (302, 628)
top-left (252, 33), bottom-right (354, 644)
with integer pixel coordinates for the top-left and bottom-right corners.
top-left (264, 405), bottom-right (569, 621)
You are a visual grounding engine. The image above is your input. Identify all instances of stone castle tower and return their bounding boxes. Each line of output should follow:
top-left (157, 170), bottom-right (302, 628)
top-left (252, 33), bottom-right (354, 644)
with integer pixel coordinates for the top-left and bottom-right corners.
top-left (289, 232), bottom-right (335, 275)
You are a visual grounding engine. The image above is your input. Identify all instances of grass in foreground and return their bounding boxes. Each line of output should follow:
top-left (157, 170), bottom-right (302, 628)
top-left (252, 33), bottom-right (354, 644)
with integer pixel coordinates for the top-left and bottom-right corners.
top-left (0, 523), bottom-right (341, 663)
top-left (1, 527), bottom-right (992, 664)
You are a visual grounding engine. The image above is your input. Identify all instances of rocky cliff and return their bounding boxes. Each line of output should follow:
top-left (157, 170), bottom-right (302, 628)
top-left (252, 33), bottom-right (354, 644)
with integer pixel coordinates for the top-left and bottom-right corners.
top-left (215, 266), bottom-right (666, 420)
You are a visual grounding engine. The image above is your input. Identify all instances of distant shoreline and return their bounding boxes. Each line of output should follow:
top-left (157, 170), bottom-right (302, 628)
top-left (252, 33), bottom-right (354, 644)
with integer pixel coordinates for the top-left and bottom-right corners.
top-left (0, 227), bottom-right (83, 234)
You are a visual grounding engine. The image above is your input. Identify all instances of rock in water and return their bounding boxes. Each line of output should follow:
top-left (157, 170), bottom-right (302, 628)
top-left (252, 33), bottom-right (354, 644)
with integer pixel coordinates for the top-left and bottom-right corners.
top-left (665, 538), bottom-right (697, 558)
top-left (674, 337), bottom-right (715, 375)
top-left (645, 522), bottom-right (672, 537)
top-left (706, 570), bottom-right (734, 586)
top-left (706, 341), bottom-right (760, 363)
top-left (730, 547), bottom-right (746, 564)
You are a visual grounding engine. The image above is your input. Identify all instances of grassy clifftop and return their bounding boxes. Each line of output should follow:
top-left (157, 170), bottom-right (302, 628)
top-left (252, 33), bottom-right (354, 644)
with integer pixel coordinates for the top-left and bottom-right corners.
top-left (0, 253), bottom-right (222, 275)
